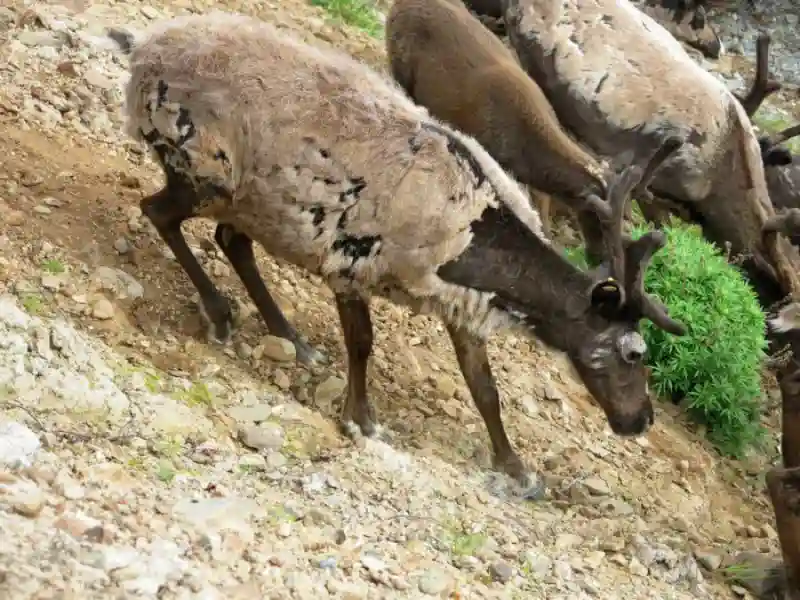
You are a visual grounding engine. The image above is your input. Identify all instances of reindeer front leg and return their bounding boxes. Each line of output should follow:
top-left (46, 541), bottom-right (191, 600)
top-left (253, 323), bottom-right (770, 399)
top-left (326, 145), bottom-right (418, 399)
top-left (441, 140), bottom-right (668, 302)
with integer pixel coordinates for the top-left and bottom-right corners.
top-left (446, 324), bottom-right (545, 499)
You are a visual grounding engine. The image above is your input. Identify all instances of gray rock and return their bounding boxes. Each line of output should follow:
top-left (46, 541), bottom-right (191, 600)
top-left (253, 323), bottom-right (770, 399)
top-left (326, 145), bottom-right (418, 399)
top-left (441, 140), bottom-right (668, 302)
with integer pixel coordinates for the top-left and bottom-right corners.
top-left (91, 297), bottom-right (114, 320)
top-left (418, 568), bottom-right (453, 595)
top-left (314, 376), bottom-right (346, 406)
top-left (91, 267), bottom-right (144, 300)
top-left (490, 560), bottom-right (514, 583)
top-left (238, 422), bottom-right (284, 451)
top-left (583, 476), bottom-right (610, 496)
top-left (521, 550), bottom-right (552, 576)
top-left (18, 31), bottom-right (69, 48)
top-left (229, 404), bottom-right (275, 424)
top-left (694, 549), bottom-right (723, 571)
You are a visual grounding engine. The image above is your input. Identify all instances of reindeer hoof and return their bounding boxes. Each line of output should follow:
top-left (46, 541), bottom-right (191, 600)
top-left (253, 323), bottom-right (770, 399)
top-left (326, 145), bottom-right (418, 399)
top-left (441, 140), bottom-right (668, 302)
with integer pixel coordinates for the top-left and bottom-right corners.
top-left (294, 338), bottom-right (327, 366)
top-left (519, 476), bottom-right (547, 501)
top-left (341, 418), bottom-right (388, 442)
top-left (494, 453), bottom-right (547, 501)
top-left (197, 292), bottom-right (241, 345)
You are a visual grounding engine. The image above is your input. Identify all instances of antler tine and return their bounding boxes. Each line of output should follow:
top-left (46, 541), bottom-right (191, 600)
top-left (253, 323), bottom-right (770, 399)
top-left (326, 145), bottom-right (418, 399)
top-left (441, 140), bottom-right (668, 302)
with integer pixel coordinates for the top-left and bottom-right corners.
top-left (638, 135), bottom-right (684, 188)
top-left (621, 136), bottom-right (688, 336)
top-left (737, 32), bottom-right (782, 117)
top-left (583, 165), bottom-right (644, 297)
top-left (764, 208), bottom-right (800, 241)
top-left (624, 231), bottom-right (687, 335)
top-left (768, 124), bottom-right (800, 148)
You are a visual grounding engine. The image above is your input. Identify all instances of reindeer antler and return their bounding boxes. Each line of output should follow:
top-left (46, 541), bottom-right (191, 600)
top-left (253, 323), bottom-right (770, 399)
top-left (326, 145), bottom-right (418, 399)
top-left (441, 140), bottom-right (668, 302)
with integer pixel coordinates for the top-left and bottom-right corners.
top-left (736, 32), bottom-right (782, 117)
top-left (764, 208), bottom-right (800, 241)
top-left (582, 137), bottom-right (687, 335)
top-left (767, 124), bottom-right (800, 149)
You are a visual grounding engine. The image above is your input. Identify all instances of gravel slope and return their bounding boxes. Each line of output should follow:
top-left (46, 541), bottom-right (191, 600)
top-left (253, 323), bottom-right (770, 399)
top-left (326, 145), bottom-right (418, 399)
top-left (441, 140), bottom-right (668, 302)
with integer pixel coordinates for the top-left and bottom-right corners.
top-left (0, 0), bottom-right (798, 598)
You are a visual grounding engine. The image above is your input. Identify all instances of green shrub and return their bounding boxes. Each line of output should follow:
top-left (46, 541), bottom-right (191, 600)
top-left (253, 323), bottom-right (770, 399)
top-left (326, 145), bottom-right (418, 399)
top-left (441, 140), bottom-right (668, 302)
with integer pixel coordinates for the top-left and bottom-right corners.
top-left (564, 219), bottom-right (768, 457)
top-left (311, 0), bottom-right (384, 37)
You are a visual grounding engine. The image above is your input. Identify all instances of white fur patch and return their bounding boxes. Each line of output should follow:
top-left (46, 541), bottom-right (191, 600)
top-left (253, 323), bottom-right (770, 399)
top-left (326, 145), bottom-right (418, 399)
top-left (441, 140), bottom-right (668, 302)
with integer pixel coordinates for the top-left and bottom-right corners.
top-left (618, 331), bottom-right (647, 361)
top-left (769, 303), bottom-right (800, 333)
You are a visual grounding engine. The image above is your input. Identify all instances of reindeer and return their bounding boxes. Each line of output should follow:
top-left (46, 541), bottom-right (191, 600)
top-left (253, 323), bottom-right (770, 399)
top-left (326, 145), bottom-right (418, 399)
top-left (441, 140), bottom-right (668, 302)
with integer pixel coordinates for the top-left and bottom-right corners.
top-left (501, 0), bottom-right (800, 310)
top-left (108, 12), bottom-right (686, 497)
top-left (457, 0), bottom-right (725, 59)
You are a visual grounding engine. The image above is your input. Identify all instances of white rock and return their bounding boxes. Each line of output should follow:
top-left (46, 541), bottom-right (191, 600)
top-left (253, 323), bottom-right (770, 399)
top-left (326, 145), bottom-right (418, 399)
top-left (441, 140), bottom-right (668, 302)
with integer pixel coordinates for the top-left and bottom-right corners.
top-left (0, 421), bottom-right (41, 468)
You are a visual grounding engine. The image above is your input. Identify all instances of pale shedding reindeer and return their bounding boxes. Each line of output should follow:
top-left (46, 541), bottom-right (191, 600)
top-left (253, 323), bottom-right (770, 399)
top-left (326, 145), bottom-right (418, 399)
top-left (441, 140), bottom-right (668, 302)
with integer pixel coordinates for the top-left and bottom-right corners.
top-left (459, 0), bottom-right (725, 58)
top-left (501, 0), bottom-right (800, 309)
top-left (107, 12), bottom-right (685, 496)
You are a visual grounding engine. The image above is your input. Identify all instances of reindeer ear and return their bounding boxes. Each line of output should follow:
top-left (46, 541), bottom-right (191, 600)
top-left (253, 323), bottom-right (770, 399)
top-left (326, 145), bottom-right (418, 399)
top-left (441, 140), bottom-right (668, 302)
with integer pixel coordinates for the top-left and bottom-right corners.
top-left (764, 147), bottom-right (794, 167)
top-left (589, 278), bottom-right (624, 313)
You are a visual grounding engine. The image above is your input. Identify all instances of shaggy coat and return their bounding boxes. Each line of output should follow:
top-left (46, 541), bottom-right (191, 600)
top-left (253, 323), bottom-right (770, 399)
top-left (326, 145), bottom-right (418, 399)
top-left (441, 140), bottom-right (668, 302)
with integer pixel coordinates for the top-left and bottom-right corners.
top-left (503, 0), bottom-right (800, 302)
top-left (109, 12), bottom-right (685, 493)
top-left (119, 12), bottom-right (543, 338)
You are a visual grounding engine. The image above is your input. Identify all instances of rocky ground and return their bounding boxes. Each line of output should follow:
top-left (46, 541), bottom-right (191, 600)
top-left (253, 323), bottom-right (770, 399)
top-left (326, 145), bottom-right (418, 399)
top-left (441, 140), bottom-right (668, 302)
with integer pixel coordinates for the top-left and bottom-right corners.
top-left (0, 0), bottom-right (799, 598)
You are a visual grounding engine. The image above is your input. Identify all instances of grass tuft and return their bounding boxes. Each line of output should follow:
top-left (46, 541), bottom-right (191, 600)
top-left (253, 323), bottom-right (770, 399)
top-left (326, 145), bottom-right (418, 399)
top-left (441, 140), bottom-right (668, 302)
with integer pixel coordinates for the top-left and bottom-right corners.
top-left (311, 0), bottom-right (384, 37)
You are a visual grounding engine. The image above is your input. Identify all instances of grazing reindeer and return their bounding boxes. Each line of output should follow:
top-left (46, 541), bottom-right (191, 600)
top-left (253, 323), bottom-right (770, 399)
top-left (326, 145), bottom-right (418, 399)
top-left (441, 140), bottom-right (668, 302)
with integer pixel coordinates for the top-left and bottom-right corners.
top-left (501, 0), bottom-right (800, 310)
top-left (458, 0), bottom-right (725, 59)
top-left (386, 0), bottom-right (612, 246)
top-left (108, 12), bottom-right (685, 495)
top-left (635, 0), bottom-right (724, 58)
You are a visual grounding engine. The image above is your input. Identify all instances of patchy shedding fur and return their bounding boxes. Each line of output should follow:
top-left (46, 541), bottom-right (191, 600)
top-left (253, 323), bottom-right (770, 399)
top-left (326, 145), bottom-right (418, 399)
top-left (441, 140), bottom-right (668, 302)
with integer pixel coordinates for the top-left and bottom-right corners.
top-left (504, 0), bottom-right (800, 301)
top-left (118, 12), bottom-right (542, 339)
top-left (109, 13), bottom-right (689, 492)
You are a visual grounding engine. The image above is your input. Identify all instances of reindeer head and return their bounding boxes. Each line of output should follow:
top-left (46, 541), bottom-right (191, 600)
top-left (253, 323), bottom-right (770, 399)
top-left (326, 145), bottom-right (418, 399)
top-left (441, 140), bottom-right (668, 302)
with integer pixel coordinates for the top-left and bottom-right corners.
top-left (562, 137), bottom-right (687, 435)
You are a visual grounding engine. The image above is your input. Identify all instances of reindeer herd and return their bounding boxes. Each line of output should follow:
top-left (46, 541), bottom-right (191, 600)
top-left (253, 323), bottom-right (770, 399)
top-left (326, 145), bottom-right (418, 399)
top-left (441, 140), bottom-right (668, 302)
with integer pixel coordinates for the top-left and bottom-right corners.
top-left (103, 0), bottom-right (800, 596)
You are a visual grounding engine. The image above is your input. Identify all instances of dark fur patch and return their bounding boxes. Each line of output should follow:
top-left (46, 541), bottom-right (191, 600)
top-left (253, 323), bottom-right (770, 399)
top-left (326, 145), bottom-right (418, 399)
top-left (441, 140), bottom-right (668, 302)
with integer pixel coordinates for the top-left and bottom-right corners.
top-left (408, 135), bottom-right (423, 154)
top-left (156, 80), bottom-right (169, 108)
top-left (309, 206), bottom-right (326, 227)
top-left (595, 73), bottom-right (609, 95)
top-left (175, 108), bottom-right (196, 146)
top-left (339, 177), bottom-right (367, 203)
top-left (420, 122), bottom-right (487, 188)
top-left (332, 234), bottom-right (381, 260)
top-left (140, 126), bottom-right (231, 201)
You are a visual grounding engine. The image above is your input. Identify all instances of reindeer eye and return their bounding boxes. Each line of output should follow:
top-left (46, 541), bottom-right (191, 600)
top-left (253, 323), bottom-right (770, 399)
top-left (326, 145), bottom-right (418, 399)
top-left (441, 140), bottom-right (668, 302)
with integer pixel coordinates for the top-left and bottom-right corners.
top-left (619, 331), bottom-right (647, 364)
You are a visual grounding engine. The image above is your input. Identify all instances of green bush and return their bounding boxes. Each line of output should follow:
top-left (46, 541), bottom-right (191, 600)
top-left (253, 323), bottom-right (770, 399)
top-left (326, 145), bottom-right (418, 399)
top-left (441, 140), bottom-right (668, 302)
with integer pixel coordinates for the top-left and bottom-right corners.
top-left (311, 0), bottom-right (385, 37)
top-left (564, 219), bottom-right (768, 457)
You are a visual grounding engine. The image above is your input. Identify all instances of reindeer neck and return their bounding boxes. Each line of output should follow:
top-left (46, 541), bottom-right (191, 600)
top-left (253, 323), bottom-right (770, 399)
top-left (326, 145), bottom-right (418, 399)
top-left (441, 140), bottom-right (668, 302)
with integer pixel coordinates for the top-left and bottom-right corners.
top-left (436, 202), bottom-right (592, 350)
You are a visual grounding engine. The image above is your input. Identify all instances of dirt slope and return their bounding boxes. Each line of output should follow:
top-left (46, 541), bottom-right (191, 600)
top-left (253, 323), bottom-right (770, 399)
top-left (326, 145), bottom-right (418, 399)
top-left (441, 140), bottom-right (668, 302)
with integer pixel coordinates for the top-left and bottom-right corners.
top-left (0, 0), bottom-right (788, 598)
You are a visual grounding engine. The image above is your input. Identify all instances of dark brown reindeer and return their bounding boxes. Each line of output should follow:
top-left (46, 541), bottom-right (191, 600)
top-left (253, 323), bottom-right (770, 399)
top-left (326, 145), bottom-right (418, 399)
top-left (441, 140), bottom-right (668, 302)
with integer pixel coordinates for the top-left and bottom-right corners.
top-left (109, 13), bottom-right (686, 497)
top-left (386, 0), bottom-right (613, 247)
top-left (758, 211), bottom-right (800, 599)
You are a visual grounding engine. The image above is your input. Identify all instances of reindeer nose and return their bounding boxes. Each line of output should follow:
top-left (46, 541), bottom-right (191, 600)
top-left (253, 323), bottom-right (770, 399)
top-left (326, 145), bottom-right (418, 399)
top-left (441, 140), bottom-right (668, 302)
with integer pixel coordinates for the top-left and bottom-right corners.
top-left (609, 406), bottom-right (654, 436)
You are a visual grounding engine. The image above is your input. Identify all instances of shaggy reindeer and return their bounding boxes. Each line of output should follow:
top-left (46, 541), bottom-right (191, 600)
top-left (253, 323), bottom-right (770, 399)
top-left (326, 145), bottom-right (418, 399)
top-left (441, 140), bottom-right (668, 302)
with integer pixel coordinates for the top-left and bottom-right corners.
top-left (501, 0), bottom-right (800, 308)
top-left (386, 0), bottom-right (611, 245)
top-left (107, 12), bottom-right (686, 493)
top-left (458, 0), bottom-right (724, 59)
